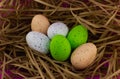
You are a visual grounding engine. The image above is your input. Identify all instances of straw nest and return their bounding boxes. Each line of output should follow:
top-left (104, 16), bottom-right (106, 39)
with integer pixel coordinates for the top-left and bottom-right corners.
top-left (0, 0), bottom-right (120, 79)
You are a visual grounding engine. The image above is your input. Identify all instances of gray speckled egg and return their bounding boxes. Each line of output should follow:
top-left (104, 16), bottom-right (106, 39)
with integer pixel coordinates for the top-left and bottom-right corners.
top-left (47, 22), bottom-right (69, 39)
top-left (26, 31), bottom-right (50, 54)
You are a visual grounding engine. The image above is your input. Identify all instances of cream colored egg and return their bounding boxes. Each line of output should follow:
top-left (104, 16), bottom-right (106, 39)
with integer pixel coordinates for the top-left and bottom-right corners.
top-left (31, 14), bottom-right (50, 34)
top-left (71, 43), bottom-right (97, 70)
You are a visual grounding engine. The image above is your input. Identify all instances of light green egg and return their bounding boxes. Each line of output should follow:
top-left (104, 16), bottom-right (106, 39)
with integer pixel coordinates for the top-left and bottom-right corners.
top-left (50, 35), bottom-right (71, 61)
top-left (67, 25), bottom-right (88, 49)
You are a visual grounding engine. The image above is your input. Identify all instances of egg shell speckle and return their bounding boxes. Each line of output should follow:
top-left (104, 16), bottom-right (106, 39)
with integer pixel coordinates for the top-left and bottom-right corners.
top-left (31, 14), bottom-right (50, 34)
top-left (47, 22), bottom-right (69, 39)
top-left (26, 31), bottom-right (50, 54)
top-left (67, 25), bottom-right (88, 49)
top-left (71, 43), bottom-right (97, 69)
top-left (50, 35), bottom-right (71, 61)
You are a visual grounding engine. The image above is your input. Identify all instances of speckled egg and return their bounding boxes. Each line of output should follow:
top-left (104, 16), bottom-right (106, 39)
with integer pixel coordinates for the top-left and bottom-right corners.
top-left (31, 14), bottom-right (50, 34)
top-left (71, 43), bottom-right (97, 69)
top-left (50, 35), bottom-right (71, 61)
top-left (67, 25), bottom-right (88, 49)
top-left (47, 22), bottom-right (69, 39)
top-left (26, 31), bottom-right (50, 54)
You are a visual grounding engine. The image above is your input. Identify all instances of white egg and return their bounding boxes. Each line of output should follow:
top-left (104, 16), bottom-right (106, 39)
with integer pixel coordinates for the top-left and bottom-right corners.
top-left (26, 31), bottom-right (50, 54)
top-left (47, 22), bottom-right (69, 39)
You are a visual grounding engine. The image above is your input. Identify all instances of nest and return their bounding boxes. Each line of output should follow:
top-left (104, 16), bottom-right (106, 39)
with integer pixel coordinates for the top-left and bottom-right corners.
top-left (0, 0), bottom-right (120, 79)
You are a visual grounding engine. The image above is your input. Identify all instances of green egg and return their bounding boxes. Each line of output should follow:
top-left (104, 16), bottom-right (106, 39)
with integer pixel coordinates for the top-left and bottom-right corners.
top-left (50, 35), bottom-right (71, 61)
top-left (67, 25), bottom-right (88, 49)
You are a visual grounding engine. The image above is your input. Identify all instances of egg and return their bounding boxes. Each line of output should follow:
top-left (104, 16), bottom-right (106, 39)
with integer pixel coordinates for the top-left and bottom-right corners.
top-left (26, 31), bottom-right (50, 54)
top-left (47, 22), bottom-right (69, 39)
top-left (67, 25), bottom-right (88, 49)
top-left (31, 14), bottom-right (50, 34)
top-left (50, 35), bottom-right (71, 61)
top-left (71, 43), bottom-right (97, 69)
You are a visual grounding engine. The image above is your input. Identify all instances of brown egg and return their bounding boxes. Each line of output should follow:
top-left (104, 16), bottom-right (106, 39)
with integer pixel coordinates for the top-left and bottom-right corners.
top-left (71, 43), bottom-right (97, 70)
top-left (31, 14), bottom-right (50, 34)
